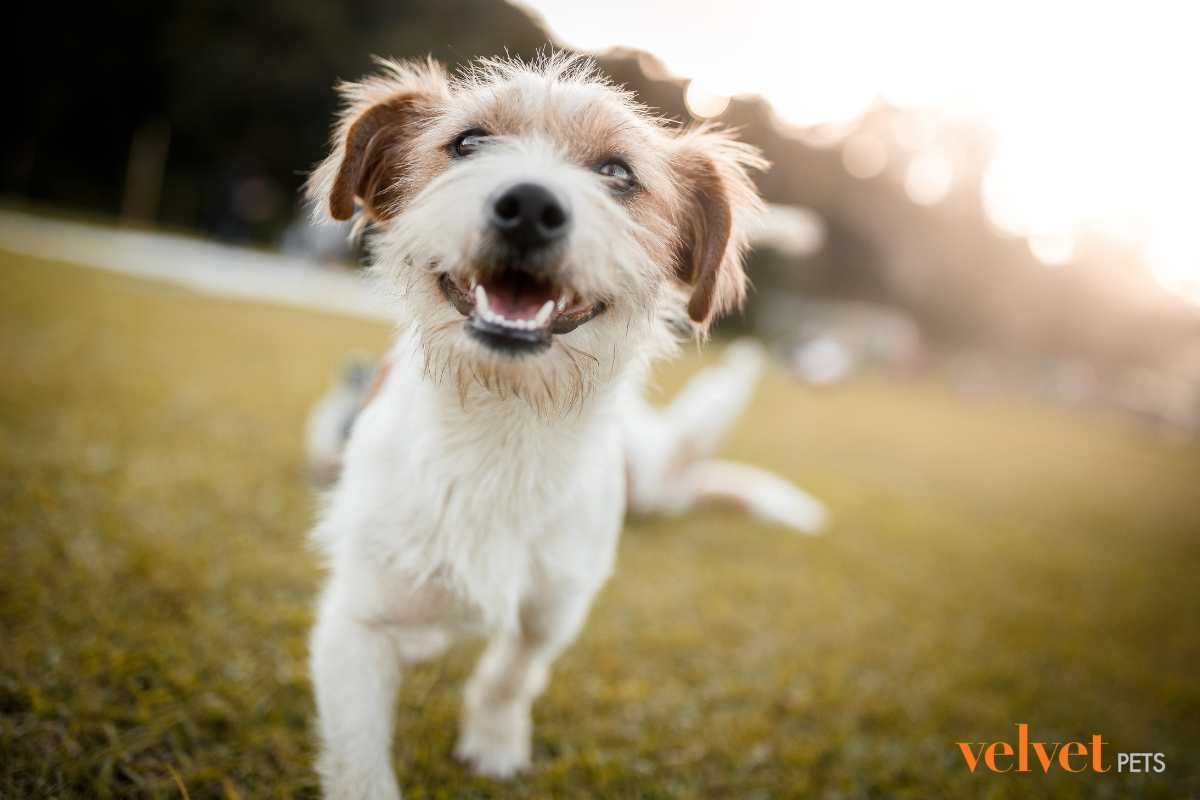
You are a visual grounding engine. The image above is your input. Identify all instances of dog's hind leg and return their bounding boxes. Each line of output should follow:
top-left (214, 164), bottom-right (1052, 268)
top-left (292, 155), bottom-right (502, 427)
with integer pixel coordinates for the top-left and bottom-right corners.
top-left (625, 339), bottom-right (829, 533)
top-left (455, 583), bottom-right (596, 778)
top-left (682, 458), bottom-right (827, 534)
top-left (625, 338), bottom-right (766, 514)
top-left (660, 337), bottom-right (768, 461)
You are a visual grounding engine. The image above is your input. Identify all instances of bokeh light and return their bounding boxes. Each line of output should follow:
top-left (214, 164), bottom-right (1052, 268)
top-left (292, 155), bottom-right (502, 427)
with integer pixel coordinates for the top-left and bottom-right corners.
top-left (1028, 233), bottom-right (1076, 267)
top-left (751, 204), bottom-right (826, 258)
top-left (684, 81), bottom-right (730, 119)
top-left (841, 133), bottom-right (888, 179)
top-left (904, 152), bottom-right (953, 206)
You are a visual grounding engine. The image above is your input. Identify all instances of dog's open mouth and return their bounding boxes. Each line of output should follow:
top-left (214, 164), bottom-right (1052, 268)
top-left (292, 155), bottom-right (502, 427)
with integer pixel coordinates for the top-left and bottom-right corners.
top-left (439, 271), bottom-right (606, 355)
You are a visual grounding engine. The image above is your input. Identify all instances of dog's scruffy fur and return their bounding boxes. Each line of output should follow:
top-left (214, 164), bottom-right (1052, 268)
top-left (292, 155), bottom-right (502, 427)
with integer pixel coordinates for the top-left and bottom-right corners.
top-left (306, 53), bottom-right (813, 798)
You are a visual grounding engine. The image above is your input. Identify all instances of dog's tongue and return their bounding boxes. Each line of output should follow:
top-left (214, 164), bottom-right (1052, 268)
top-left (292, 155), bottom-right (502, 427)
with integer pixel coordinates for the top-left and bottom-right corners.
top-left (480, 273), bottom-right (558, 321)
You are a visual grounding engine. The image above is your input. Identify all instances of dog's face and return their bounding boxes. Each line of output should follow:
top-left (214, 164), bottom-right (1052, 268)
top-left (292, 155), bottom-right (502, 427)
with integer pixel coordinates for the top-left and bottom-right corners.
top-left (310, 55), bottom-right (764, 411)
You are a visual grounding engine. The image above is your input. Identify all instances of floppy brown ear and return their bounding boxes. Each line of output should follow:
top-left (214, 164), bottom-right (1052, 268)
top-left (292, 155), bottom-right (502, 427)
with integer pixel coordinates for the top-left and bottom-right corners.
top-left (307, 58), bottom-right (449, 222)
top-left (671, 129), bottom-right (767, 327)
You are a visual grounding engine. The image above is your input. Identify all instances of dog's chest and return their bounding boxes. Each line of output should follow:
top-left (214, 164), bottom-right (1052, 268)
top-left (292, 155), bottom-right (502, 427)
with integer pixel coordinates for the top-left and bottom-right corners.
top-left (340, 375), bottom-right (625, 630)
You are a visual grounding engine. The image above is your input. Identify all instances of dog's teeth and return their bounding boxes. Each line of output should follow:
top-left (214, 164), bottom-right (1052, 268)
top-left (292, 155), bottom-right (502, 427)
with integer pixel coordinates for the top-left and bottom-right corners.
top-left (469, 278), bottom-right (478, 291)
top-left (472, 292), bottom-right (556, 331)
top-left (556, 292), bottom-right (569, 312)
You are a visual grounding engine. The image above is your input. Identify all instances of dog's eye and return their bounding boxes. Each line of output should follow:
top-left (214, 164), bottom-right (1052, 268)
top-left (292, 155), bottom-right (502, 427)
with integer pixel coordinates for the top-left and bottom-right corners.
top-left (596, 159), bottom-right (637, 192)
top-left (451, 128), bottom-right (490, 158)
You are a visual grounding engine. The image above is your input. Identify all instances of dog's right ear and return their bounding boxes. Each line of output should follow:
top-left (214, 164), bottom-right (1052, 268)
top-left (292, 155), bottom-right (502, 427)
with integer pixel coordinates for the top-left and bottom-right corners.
top-left (308, 58), bottom-right (449, 223)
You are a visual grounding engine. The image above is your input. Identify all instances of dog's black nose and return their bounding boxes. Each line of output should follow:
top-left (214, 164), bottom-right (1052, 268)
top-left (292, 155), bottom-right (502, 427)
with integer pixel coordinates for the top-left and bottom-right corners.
top-left (490, 183), bottom-right (569, 251)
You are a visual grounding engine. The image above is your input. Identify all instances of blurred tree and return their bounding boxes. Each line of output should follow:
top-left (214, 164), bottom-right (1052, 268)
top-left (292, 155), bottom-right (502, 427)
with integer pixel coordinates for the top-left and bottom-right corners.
top-left (3, 0), bottom-right (548, 240)
top-left (3, 1), bottom-right (1194, 367)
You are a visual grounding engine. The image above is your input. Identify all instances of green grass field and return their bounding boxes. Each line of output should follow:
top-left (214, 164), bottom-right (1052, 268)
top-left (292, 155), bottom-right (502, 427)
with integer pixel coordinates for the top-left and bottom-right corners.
top-left (2, 250), bottom-right (1198, 799)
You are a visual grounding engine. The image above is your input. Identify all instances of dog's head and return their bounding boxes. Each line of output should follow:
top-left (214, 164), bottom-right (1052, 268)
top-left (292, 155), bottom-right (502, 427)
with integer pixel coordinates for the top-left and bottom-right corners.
top-left (309, 54), bottom-right (764, 411)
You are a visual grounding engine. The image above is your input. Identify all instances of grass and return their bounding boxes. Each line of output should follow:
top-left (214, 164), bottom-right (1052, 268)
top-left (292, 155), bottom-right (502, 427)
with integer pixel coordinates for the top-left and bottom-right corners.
top-left (2, 249), bottom-right (1198, 799)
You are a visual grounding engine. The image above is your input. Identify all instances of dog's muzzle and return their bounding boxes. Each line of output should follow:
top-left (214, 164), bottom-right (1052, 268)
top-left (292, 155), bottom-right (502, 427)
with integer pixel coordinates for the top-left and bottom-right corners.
top-left (437, 181), bottom-right (606, 356)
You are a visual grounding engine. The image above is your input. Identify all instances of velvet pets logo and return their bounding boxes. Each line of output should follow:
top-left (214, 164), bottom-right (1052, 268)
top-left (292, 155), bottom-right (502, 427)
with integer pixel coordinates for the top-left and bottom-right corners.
top-left (957, 724), bottom-right (1166, 775)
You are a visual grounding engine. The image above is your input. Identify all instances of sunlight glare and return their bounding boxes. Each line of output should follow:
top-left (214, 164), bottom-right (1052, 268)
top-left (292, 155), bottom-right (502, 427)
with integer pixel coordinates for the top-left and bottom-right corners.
top-left (517, 0), bottom-right (1200, 304)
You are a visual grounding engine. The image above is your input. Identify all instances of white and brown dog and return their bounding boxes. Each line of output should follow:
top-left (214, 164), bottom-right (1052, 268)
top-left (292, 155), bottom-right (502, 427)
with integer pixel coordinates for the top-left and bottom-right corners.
top-left (305, 54), bottom-right (825, 798)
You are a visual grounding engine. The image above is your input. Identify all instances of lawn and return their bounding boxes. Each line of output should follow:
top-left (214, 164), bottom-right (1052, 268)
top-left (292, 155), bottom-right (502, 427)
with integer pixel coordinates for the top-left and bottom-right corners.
top-left (1, 250), bottom-right (1198, 799)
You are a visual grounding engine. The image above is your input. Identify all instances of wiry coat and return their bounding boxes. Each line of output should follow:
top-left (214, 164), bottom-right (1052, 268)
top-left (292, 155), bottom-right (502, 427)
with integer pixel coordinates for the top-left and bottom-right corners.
top-left (306, 54), bottom-right (769, 798)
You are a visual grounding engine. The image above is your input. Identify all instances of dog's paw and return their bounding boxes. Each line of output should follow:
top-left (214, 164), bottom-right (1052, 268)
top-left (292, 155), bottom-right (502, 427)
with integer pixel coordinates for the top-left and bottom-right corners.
top-left (768, 490), bottom-right (829, 535)
top-left (771, 494), bottom-right (829, 535)
top-left (316, 752), bottom-right (403, 800)
top-left (454, 732), bottom-right (531, 778)
top-left (454, 704), bottom-right (531, 779)
top-left (738, 464), bottom-right (830, 535)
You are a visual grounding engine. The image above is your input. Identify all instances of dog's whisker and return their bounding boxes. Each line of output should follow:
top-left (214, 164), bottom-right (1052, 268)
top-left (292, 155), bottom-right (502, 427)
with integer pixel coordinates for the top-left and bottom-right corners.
top-left (562, 342), bottom-right (600, 368)
top-left (538, 366), bottom-right (555, 404)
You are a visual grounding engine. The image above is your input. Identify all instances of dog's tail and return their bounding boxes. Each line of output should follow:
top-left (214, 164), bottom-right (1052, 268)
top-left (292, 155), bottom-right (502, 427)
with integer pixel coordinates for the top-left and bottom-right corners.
top-left (304, 355), bottom-right (380, 488)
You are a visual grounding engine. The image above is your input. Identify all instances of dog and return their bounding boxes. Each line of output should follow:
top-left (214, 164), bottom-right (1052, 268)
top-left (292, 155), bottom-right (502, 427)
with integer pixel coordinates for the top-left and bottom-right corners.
top-left (308, 341), bottom-right (828, 531)
top-left (305, 53), bottom-right (825, 798)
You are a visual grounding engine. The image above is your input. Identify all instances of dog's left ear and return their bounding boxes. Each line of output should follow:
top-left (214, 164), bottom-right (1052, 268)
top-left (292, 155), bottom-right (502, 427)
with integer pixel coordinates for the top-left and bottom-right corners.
top-left (670, 128), bottom-right (767, 328)
top-left (307, 58), bottom-right (450, 223)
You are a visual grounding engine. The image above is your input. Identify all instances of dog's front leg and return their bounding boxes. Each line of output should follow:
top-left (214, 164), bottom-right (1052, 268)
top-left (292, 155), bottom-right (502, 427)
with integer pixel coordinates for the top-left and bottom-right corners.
top-left (455, 584), bottom-right (596, 778)
top-left (311, 589), bottom-right (405, 800)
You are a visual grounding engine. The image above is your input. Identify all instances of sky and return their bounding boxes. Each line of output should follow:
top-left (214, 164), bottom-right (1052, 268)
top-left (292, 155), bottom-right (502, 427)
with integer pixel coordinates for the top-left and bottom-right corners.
top-left (517, 0), bottom-right (1200, 305)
